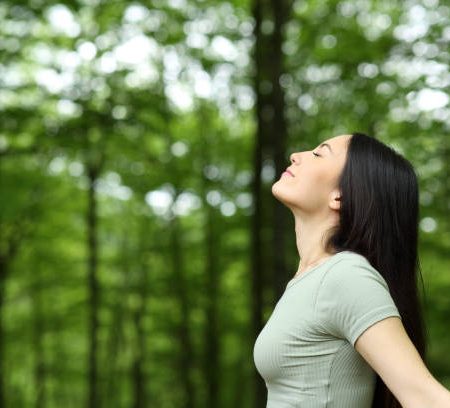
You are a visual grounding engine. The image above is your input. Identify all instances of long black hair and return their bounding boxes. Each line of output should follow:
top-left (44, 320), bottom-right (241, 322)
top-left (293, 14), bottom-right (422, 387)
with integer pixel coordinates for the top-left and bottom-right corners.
top-left (324, 132), bottom-right (427, 408)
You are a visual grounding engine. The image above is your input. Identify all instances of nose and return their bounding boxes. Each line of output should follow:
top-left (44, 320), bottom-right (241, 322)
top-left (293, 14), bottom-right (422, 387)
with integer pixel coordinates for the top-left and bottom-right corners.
top-left (290, 152), bottom-right (299, 164)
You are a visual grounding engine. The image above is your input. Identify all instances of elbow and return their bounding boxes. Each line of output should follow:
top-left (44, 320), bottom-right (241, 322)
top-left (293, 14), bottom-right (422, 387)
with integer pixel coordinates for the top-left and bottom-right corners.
top-left (402, 377), bottom-right (450, 408)
top-left (429, 385), bottom-right (450, 408)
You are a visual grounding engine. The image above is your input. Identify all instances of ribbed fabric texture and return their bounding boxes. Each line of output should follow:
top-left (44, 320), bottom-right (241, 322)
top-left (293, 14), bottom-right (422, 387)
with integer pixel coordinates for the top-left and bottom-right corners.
top-left (253, 250), bottom-right (401, 408)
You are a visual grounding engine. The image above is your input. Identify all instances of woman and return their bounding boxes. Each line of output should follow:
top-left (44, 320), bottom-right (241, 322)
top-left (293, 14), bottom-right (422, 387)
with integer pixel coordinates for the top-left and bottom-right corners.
top-left (253, 133), bottom-right (450, 407)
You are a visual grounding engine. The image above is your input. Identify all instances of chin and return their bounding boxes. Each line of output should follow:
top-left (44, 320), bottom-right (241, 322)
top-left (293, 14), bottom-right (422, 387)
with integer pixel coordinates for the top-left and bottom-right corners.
top-left (271, 181), bottom-right (304, 212)
top-left (271, 182), bottom-right (290, 204)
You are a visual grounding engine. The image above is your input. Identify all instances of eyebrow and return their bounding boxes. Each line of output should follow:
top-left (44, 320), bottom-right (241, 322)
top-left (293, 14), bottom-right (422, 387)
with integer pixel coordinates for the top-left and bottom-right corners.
top-left (319, 143), bottom-right (333, 154)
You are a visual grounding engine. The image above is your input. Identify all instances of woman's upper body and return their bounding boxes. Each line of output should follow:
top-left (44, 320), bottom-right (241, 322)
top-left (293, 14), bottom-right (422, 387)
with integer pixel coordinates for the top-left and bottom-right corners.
top-left (253, 248), bottom-right (450, 408)
top-left (253, 250), bottom-right (401, 408)
top-left (262, 133), bottom-right (450, 407)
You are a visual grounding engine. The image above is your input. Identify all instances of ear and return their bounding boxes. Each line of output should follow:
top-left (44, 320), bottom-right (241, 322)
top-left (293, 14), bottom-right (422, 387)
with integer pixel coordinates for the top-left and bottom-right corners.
top-left (328, 190), bottom-right (341, 211)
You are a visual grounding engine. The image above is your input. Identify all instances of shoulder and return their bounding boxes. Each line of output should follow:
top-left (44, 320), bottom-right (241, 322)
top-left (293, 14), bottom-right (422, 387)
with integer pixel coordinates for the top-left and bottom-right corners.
top-left (314, 250), bottom-right (401, 345)
top-left (321, 250), bottom-right (389, 290)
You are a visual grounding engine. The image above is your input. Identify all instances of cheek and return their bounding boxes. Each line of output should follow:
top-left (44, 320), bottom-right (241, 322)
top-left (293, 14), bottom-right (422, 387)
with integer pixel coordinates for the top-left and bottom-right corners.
top-left (297, 167), bottom-right (331, 189)
top-left (309, 164), bottom-right (340, 188)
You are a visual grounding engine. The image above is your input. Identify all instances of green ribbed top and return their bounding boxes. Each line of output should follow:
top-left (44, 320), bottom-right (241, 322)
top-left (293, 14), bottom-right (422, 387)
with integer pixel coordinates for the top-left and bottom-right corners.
top-left (253, 250), bottom-right (401, 408)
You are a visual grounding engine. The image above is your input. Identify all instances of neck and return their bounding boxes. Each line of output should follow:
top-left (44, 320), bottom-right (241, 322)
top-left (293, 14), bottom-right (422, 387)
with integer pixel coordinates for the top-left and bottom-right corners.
top-left (293, 212), bottom-right (338, 274)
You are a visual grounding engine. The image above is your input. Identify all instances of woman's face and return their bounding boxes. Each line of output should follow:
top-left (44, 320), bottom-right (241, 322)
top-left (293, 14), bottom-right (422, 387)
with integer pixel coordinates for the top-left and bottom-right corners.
top-left (272, 134), bottom-right (352, 215)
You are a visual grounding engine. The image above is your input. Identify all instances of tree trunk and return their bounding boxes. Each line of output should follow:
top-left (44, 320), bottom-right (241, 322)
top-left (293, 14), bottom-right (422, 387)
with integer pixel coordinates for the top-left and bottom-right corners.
top-left (132, 231), bottom-right (150, 408)
top-left (132, 305), bottom-right (145, 408)
top-left (251, 0), bottom-right (267, 406)
top-left (197, 107), bottom-right (220, 408)
top-left (251, 0), bottom-right (291, 406)
top-left (269, 0), bottom-right (290, 302)
top-left (86, 165), bottom-right (100, 408)
top-left (170, 210), bottom-right (196, 408)
top-left (0, 257), bottom-right (5, 408)
top-left (203, 201), bottom-right (219, 408)
top-left (32, 263), bottom-right (46, 408)
top-left (0, 222), bottom-right (24, 408)
top-left (103, 246), bottom-right (128, 408)
top-left (230, 354), bottom-right (247, 408)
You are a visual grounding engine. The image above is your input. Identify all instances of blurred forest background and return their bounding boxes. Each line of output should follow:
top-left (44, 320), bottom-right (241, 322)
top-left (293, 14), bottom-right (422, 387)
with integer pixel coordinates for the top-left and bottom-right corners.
top-left (1, 0), bottom-right (449, 407)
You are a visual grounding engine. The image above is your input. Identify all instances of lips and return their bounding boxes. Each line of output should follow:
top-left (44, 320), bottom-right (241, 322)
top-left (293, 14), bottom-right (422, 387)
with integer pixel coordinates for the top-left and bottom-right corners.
top-left (284, 169), bottom-right (295, 177)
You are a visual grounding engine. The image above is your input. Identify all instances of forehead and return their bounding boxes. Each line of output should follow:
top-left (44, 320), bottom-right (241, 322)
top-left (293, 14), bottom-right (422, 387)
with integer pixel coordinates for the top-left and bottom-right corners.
top-left (322, 134), bottom-right (351, 154)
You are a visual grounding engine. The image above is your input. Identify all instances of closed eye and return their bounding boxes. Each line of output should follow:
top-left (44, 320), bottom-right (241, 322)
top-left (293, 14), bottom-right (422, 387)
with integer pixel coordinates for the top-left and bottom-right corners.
top-left (312, 152), bottom-right (320, 157)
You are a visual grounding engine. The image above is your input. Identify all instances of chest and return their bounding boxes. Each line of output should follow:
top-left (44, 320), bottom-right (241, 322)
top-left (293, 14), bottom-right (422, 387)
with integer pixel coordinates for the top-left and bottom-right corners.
top-left (253, 275), bottom-right (347, 381)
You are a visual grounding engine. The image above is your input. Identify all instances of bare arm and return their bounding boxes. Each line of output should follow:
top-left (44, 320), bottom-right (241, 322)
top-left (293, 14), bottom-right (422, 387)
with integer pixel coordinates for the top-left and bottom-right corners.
top-left (355, 316), bottom-right (450, 408)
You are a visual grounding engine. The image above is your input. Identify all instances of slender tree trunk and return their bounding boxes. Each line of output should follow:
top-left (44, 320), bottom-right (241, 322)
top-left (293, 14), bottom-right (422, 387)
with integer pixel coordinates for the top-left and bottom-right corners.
top-left (104, 265), bottom-right (129, 408)
top-left (197, 108), bottom-right (220, 408)
top-left (170, 210), bottom-right (195, 408)
top-left (0, 257), bottom-right (5, 408)
top-left (251, 0), bottom-right (292, 406)
top-left (230, 355), bottom-right (246, 408)
top-left (87, 165), bottom-right (100, 408)
top-left (132, 231), bottom-right (150, 408)
top-left (32, 263), bottom-right (46, 408)
top-left (269, 0), bottom-right (290, 301)
top-left (159, 91), bottom-right (196, 407)
top-left (251, 1), bottom-right (267, 407)
top-left (132, 306), bottom-right (145, 408)
top-left (203, 203), bottom-right (219, 408)
top-left (0, 225), bottom-right (24, 408)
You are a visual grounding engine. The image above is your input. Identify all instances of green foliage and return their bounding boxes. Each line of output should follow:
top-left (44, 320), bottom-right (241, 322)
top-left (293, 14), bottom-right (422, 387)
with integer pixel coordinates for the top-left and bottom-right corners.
top-left (0, 0), bottom-right (449, 406)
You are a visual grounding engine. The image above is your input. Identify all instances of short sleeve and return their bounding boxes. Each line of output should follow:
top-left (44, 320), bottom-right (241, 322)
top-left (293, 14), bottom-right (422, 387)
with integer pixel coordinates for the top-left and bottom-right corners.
top-left (314, 259), bottom-right (401, 347)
